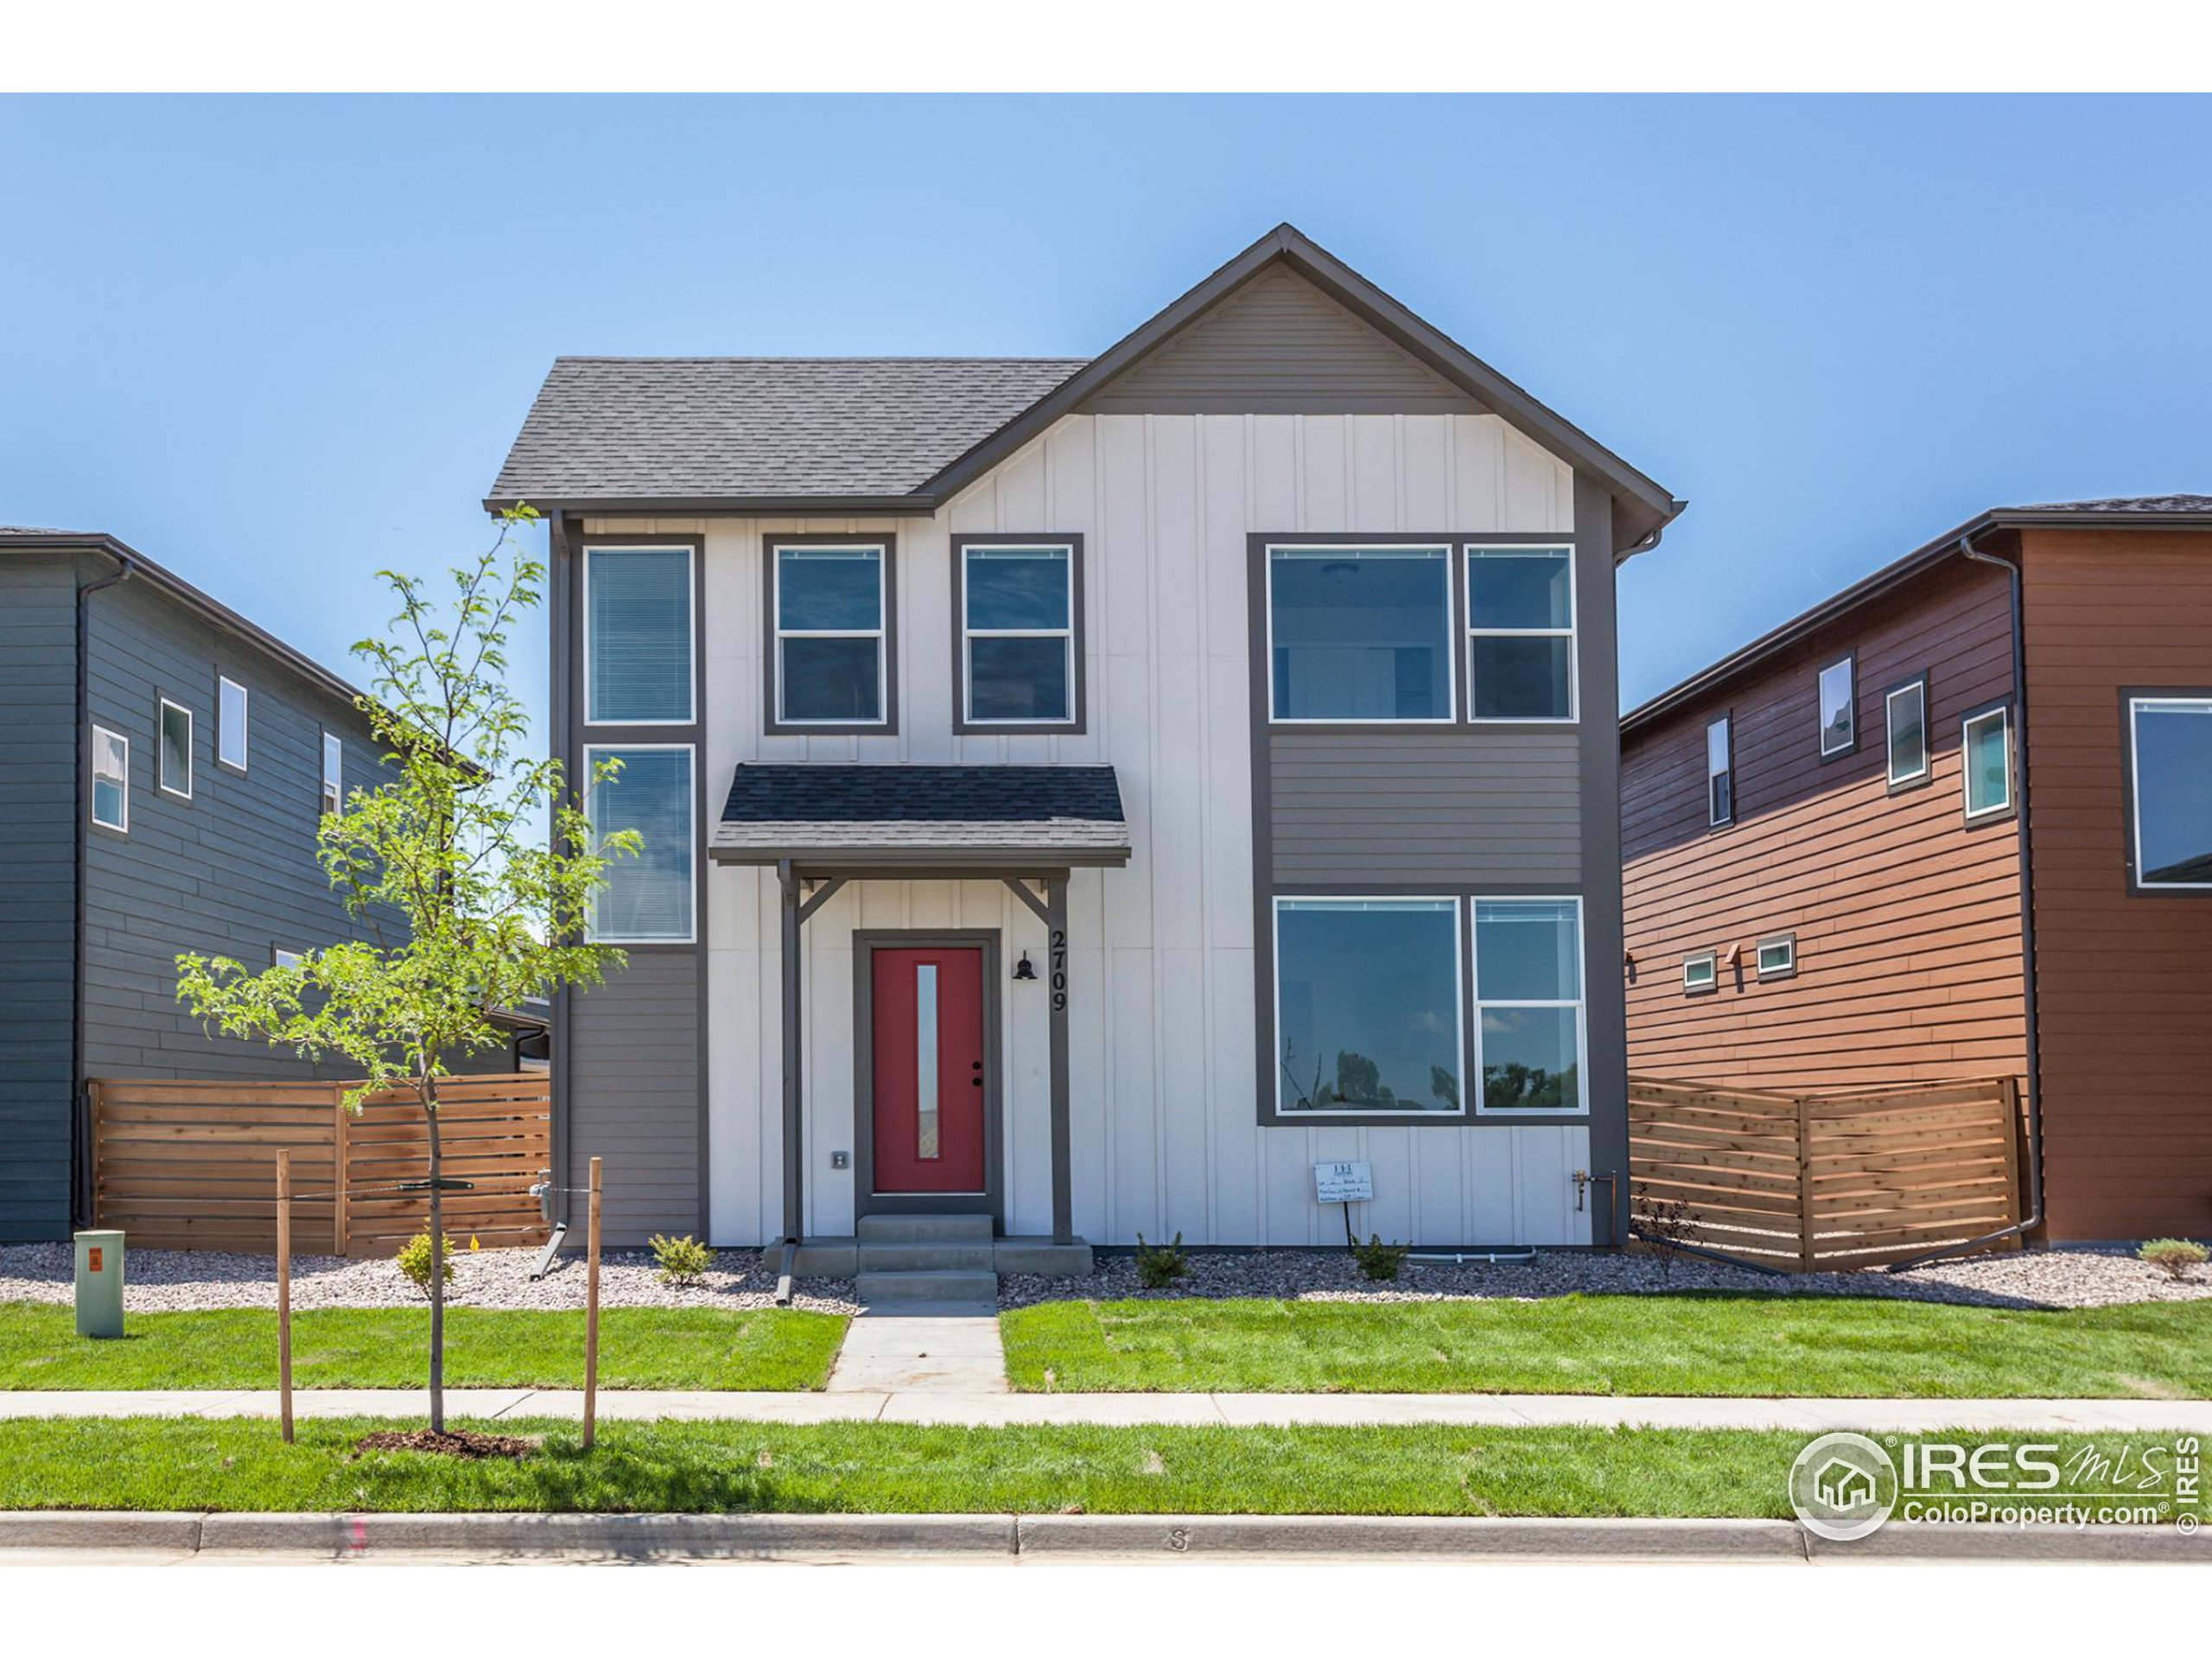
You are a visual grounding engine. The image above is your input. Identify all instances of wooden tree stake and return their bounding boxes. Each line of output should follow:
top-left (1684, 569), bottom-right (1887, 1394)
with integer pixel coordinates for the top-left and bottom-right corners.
top-left (276, 1147), bottom-right (294, 1445)
top-left (583, 1154), bottom-right (602, 1449)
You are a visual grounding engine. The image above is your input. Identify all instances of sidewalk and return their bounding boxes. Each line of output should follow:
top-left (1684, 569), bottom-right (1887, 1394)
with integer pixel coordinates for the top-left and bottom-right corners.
top-left (3, 1388), bottom-right (2207, 1432)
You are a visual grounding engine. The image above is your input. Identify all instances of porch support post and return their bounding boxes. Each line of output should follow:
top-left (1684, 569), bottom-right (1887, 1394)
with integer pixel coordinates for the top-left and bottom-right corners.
top-left (778, 859), bottom-right (804, 1245)
top-left (1046, 875), bottom-right (1072, 1244)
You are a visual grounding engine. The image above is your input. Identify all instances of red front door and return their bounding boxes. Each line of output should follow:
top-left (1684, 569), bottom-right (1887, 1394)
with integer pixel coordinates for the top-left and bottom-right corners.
top-left (871, 945), bottom-right (988, 1193)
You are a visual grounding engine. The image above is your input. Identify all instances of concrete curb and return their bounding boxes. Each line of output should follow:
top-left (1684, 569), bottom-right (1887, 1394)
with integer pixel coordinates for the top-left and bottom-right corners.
top-left (2, 1510), bottom-right (2203, 1559)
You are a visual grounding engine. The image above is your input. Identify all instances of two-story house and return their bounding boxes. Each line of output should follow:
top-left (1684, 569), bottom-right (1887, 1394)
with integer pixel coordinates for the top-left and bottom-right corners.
top-left (490, 226), bottom-right (1681, 1287)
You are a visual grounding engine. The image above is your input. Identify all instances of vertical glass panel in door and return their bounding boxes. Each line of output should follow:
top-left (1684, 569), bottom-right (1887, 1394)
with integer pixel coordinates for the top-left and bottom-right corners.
top-left (914, 964), bottom-right (939, 1160)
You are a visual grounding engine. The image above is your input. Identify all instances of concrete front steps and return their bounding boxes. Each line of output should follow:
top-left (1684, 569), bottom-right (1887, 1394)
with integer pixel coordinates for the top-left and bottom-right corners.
top-left (773, 1213), bottom-right (1093, 1301)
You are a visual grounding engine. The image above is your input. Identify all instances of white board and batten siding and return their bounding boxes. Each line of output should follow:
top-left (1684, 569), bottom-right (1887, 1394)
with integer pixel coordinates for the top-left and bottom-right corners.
top-left (592, 410), bottom-right (1592, 1248)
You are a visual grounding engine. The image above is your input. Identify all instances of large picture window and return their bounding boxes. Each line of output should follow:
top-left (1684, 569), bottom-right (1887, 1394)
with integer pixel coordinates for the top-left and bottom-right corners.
top-left (771, 541), bottom-right (890, 729)
top-left (1466, 545), bottom-right (1575, 721)
top-left (2126, 696), bottom-right (2212, 890)
top-left (1471, 898), bottom-right (1585, 1112)
top-left (957, 540), bottom-right (1078, 728)
top-left (584, 745), bottom-right (695, 943)
top-left (1273, 898), bottom-right (1462, 1115)
top-left (585, 543), bottom-right (694, 724)
top-left (1268, 544), bottom-right (1452, 723)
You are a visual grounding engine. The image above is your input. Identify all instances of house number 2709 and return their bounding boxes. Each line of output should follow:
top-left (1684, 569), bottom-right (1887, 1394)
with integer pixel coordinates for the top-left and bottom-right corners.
top-left (1050, 928), bottom-right (1068, 1013)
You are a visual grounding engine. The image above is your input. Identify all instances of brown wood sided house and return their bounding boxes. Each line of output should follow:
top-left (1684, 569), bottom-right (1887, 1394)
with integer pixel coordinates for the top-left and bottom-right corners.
top-left (1620, 496), bottom-right (2212, 1243)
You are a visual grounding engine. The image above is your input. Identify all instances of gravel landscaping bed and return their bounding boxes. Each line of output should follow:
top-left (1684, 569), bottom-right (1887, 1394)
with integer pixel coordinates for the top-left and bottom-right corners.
top-left (0, 1243), bottom-right (859, 1316)
top-left (999, 1244), bottom-right (2212, 1312)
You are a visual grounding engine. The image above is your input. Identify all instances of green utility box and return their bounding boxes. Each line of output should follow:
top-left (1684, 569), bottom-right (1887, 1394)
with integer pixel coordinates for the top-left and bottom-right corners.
top-left (73, 1230), bottom-right (125, 1338)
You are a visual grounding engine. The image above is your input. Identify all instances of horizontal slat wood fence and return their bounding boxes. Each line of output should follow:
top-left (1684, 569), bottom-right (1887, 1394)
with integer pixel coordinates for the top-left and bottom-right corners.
top-left (1630, 1075), bottom-right (2022, 1271)
top-left (90, 1074), bottom-right (551, 1257)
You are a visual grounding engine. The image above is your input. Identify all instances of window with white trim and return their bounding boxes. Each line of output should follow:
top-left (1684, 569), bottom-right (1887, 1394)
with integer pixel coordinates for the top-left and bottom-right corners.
top-left (1274, 897), bottom-right (1462, 1114)
top-left (585, 543), bottom-right (694, 724)
top-left (1466, 545), bottom-right (1575, 721)
top-left (1756, 934), bottom-right (1796, 979)
top-left (2126, 696), bottom-right (2212, 890)
top-left (1961, 706), bottom-right (2012, 822)
top-left (1885, 677), bottom-right (1929, 788)
top-left (584, 745), bottom-right (695, 943)
top-left (1683, 950), bottom-right (1718, 995)
top-left (1268, 544), bottom-right (1452, 722)
top-left (91, 726), bottom-right (129, 832)
top-left (321, 732), bottom-right (343, 817)
top-left (1819, 657), bottom-right (1854, 757)
top-left (958, 542), bottom-right (1077, 726)
top-left (272, 947), bottom-right (303, 969)
top-left (1707, 715), bottom-right (1733, 826)
top-left (219, 676), bottom-right (249, 770)
top-left (772, 542), bottom-right (888, 727)
top-left (158, 699), bottom-right (192, 799)
top-left (1472, 898), bottom-right (1585, 1112)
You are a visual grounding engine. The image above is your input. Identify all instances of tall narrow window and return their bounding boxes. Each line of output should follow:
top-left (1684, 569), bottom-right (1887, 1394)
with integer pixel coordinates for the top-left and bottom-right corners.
top-left (2126, 696), bottom-right (2212, 891)
top-left (1274, 898), bottom-right (1462, 1115)
top-left (1961, 705), bottom-right (2012, 822)
top-left (914, 963), bottom-right (940, 1160)
top-left (1707, 715), bottom-right (1733, 826)
top-left (1472, 898), bottom-right (1585, 1112)
top-left (1885, 677), bottom-right (1929, 788)
top-left (583, 746), bottom-right (696, 943)
top-left (158, 699), bottom-right (193, 799)
top-left (321, 732), bottom-right (344, 817)
top-left (771, 542), bottom-right (890, 728)
top-left (1268, 544), bottom-right (1452, 722)
top-left (1819, 657), bottom-right (1855, 757)
top-left (957, 540), bottom-right (1079, 728)
top-left (219, 676), bottom-right (249, 770)
top-left (585, 544), bottom-right (694, 724)
top-left (90, 726), bottom-right (129, 832)
top-left (1466, 545), bottom-right (1575, 721)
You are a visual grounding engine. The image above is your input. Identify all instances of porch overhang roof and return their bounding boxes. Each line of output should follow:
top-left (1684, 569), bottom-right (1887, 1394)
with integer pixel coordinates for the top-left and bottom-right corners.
top-left (709, 763), bottom-right (1132, 871)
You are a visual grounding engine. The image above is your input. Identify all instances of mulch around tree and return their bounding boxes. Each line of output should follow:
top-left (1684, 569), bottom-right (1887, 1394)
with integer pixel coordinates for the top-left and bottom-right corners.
top-left (352, 1428), bottom-right (537, 1460)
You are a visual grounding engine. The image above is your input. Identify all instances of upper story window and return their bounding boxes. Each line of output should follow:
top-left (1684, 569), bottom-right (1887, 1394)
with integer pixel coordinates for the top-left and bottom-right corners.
top-left (1707, 715), bottom-right (1734, 826)
top-left (90, 725), bottom-right (129, 832)
top-left (321, 732), bottom-right (344, 817)
top-left (1756, 934), bottom-right (1797, 979)
top-left (1274, 896), bottom-right (1462, 1116)
top-left (1466, 545), bottom-right (1575, 721)
top-left (956, 538), bottom-right (1081, 730)
top-left (1267, 543), bottom-right (1452, 723)
top-left (585, 543), bottom-right (695, 725)
top-left (2125, 696), bottom-right (2212, 891)
top-left (1885, 676), bottom-right (1929, 790)
top-left (769, 539), bottom-right (893, 732)
top-left (1682, 950), bottom-right (1718, 995)
top-left (1961, 704), bottom-right (2013, 823)
top-left (1818, 656), bottom-right (1855, 758)
top-left (219, 676), bottom-right (249, 771)
top-left (158, 699), bottom-right (193, 799)
top-left (1471, 897), bottom-right (1584, 1112)
top-left (584, 744), bottom-right (696, 943)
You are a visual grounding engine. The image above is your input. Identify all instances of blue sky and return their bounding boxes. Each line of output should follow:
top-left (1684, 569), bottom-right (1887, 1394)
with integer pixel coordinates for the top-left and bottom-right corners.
top-left (4, 94), bottom-right (2208, 721)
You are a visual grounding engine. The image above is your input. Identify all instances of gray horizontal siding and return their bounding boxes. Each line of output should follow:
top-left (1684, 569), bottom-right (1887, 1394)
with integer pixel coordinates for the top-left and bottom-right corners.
top-left (567, 950), bottom-right (701, 1244)
top-left (1268, 732), bottom-right (1583, 885)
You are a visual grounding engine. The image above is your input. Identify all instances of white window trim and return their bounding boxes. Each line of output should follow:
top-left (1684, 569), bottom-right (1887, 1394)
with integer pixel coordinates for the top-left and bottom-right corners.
top-left (1885, 679), bottom-right (1930, 787)
top-left (1465, 543), bottom-right (1579, 725)
top-left (1961, 706), bottom-right (2013, 823)
top-left (157, 697), bottom-right (193, 800)
top-left (2126, 695), bottom-right (2212, 892)
top-left (1755, 934), bottom-right (1797, 980)
top-left (582, 741), bottom-right (697, 944)
top-left (772, 543), bottom-right (889, 728)
top-left (321, 731), bottom-right (344, 817)
top-left (1683, 950), bottom-right (1719, 995)
top-left (1270, 894), bottom-right (1467, 1118)
top-left (218, 677), bottom-right (249, 772)
top-left (272, 946), bottom-right (304, 969)
top-left (90, 724), bottom-right (129, 833)
top-left (582, 543), bottom-right (697, 728)
top-left (1470, 894), bottom-right (1589, 1118)
top-left (1264, 543), bottom-right (1459, 726)
top-left (1707, 715), bottom-right (1733, 827)
top-left (1819, 656), bottom-right (1856, 758)
top-left (960, 543), bottom-right (1077, 728)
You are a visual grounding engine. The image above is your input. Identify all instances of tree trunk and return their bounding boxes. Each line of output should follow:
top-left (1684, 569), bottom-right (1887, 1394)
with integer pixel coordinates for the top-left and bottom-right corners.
top-left (423, 1080), bottom-right (444, 1433)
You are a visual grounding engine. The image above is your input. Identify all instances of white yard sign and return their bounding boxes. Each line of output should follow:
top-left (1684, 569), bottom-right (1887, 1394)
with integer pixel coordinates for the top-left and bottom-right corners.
top-left (1313, 1160), bottom-right (1374, 1205)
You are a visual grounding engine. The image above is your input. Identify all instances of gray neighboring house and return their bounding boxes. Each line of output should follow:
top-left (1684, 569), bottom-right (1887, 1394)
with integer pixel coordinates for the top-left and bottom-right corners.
top-left (491, 224), bottom-right (1681, 1283)
top-left (0, 527), bottom-right (416, 1242)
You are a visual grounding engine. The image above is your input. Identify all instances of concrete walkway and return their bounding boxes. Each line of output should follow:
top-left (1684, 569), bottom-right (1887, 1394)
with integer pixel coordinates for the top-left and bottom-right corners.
top-left (824, 1301), bottom-right (1007, 1395)
top-left (3, 1389), bottom-right (2207, 1432)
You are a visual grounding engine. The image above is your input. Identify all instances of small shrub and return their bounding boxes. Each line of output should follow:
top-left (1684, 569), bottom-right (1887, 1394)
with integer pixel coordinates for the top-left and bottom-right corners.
top-left (650, 1232), bottom-right (715, 1286)
top-left (1134, 1231), bottom-right (1186, 1289)
top-left (1351, 1234), bottom-right (1410, 1282)
top-left (2139, 1238), bottom-right (2208, 1281)
top-left (395, 1231), bottom-right (456, 1294)
top-left (1630, 1185), bottom-right (1699, 1282)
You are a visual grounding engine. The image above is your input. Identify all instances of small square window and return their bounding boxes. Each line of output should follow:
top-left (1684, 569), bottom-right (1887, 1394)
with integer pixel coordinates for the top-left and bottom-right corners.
top-left (1756, 935), bottom-right (1796, 979)
top-left (1682, 951), bottom-right (1718, 995)
top-left (158, 699), bottom-right (193, 799)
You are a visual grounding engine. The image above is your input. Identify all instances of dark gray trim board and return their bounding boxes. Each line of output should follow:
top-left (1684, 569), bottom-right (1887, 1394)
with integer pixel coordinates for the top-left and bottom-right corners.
top-left (950, 533), bottom-right (1088, 735)
top-left (849, 930), bottom-right (1005, 1229)
top-left (761, 532), bottom-right (900, 738)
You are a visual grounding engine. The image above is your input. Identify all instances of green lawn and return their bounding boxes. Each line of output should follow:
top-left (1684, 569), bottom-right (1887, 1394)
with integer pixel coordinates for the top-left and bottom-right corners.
top-left (1000, 1294), bottom-right (2212, 1398)
top-left (0, 1304), bottom-right (848, 1392)
top-left (0, 1416), bottom-right (2181, 1516)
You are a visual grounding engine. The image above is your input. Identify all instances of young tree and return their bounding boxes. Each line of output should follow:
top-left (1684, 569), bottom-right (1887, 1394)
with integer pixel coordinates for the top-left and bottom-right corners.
top-left (176, 508), bottom-right (637, 1433)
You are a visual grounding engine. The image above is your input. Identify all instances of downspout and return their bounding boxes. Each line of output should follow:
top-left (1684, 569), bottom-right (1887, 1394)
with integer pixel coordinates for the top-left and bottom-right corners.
top-left (1886, 534), bottom-right (2044, 1270)
top-left (71, 548), bottom-right (132, 1228)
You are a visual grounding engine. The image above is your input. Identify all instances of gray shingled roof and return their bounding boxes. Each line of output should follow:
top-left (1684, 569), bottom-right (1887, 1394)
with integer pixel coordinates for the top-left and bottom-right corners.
top-left (2011, 494), bottom-right (2212, 514)
top-left (490, 357), bottom-right (1088, 505)
top-left (711, 764), bottom-right (1129, 865)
